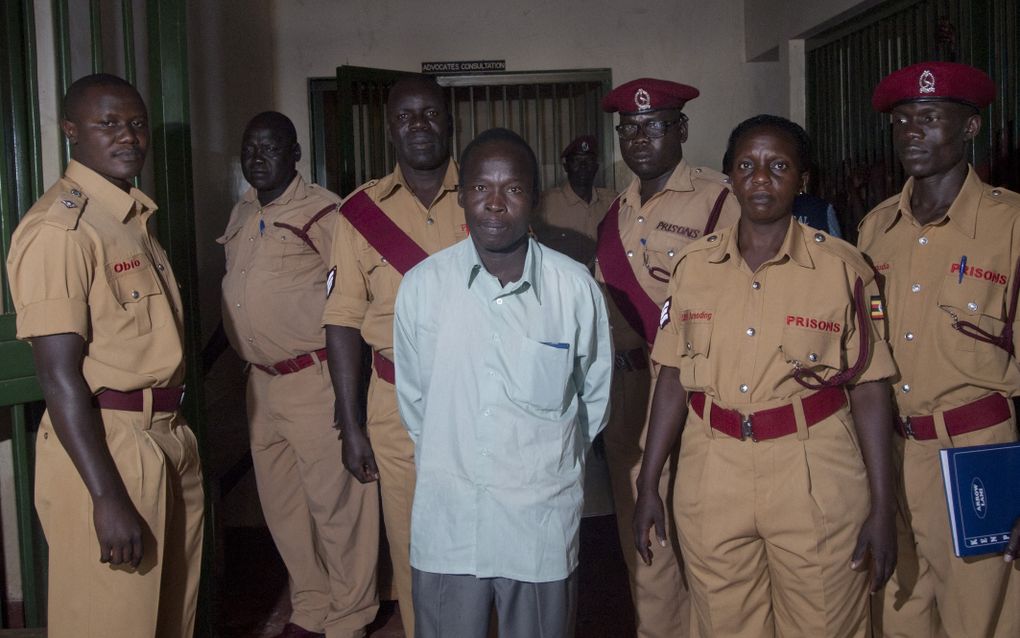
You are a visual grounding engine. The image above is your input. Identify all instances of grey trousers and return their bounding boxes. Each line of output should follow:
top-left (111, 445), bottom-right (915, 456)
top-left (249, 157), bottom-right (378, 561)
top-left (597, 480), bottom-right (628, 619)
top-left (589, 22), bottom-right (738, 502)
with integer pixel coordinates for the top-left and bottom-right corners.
top-left (412, 568), bottom-right (577, 638)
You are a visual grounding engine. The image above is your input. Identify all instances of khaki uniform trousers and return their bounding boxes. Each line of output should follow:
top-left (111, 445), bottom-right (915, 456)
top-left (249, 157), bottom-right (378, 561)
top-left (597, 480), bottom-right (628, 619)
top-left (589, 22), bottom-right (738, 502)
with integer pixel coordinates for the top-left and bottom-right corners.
top-left (603, 362), bottom-right (691, 638)
top-left (35, 403), bottom-right (204, 638)
top-left (367, 374), bottom-right (416, 637)
top-left (248, 362), bottom-right (380, 638)
top-left (675, 403), bottom-right (870, 638)
top-left (876, 417), bottom-right (1020, 638)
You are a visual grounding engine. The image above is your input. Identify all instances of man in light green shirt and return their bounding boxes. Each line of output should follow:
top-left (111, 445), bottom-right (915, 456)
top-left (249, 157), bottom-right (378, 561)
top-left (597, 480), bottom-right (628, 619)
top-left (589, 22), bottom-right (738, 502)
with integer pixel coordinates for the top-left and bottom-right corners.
top-left (393, 128), bottom-right (612, 638)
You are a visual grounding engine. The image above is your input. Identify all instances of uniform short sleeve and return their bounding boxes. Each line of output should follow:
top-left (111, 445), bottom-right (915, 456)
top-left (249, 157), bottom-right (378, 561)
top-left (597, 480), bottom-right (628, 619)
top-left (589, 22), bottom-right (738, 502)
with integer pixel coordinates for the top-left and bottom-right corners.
top-left (9, 224), bottom-right (92, 340)
top-left (846, 268), bottom-right (897, 385)
top-left (321, 214), bottom-right (369, 328)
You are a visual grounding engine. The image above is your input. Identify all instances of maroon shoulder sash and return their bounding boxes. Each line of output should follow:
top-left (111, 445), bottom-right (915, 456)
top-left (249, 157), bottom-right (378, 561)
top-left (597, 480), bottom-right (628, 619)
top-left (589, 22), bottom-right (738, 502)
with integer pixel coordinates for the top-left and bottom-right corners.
top-left (339, 190), bottom-right (429, 276)
top-left (596, 187), bottom-right (731, 345)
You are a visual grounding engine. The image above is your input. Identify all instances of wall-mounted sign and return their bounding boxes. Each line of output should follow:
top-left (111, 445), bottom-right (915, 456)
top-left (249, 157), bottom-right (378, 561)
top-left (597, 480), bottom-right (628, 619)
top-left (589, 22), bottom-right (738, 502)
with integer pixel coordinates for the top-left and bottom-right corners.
top-left (422, 60), bottom-right (506, 74)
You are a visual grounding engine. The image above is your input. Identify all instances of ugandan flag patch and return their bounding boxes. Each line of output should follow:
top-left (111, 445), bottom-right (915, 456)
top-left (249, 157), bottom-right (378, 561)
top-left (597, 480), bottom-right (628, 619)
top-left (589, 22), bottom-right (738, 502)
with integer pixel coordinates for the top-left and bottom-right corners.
top-left (870, 295), bottom-right (885, 320)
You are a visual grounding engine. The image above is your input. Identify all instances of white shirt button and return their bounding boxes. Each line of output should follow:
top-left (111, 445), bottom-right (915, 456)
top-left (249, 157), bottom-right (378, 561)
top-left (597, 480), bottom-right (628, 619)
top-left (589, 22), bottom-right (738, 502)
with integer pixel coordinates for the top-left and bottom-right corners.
top-left (739, 384), bottom-right (749, 393)
top-left (901, 383), bottom-right (911, 393)
top-left (967, 302), bottom-right (978, 312)
top-left (241, 269), bottom-right (246, 275)
top-left (752, 281), bottom-right (760, 290)
top-left (156, 263), bottom-right (165, 271)
top-left (131, 290), bottom-right (140, 299)
top-left (426, 217), bottom-right (434, 225)
top-left (905, 332), bottom-right (914, 341)
top-left (918, 236), bottom-right (928, 245)
top-left (496, 298), bottom-right (503, 305)
top-left (911, 283), bottom-right (921, 293)
top-left (808, 353), bottom-right (818, 362)
top-left (637, 216), bottom-right (645, 223)
top-left (667, 250), bottom-right (675, 257)
top-left (236, 303), bottom-right (241, 308)
top-left (746, 328), bottom-right (755, 336)
top-left (247, 337), bottom-right (255, 344)
top-left (483, 409), bottom-right (491, 417)
top-left (381, 257), bottom-right (388, 264)
top-left (685, 342), bottom-right (692, 350)
top-left (626, 250), bottom-right (634, 258)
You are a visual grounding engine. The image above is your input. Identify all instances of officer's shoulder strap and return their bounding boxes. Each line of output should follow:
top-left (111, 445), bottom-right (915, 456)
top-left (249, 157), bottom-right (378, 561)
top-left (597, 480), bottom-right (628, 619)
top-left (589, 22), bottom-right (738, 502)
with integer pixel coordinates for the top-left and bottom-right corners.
top-left (338, 179), bottom-right (380, 208)
top-left (984, 184), bottom-right (1020, 208)
top-left (41, 188), bottom-right (87, 230)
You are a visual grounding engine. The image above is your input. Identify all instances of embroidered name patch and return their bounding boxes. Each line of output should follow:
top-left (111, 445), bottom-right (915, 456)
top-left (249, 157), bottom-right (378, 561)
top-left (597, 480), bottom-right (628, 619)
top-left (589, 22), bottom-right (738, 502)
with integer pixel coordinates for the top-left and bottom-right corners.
top-left (785, 315), bottom-right (842, 333)
top-left (950, 262), bottom-right (1007, 285)
top-left (679, 310), bottom-right (713, 322)
top-left (654, 221), bottom-right (701, 239)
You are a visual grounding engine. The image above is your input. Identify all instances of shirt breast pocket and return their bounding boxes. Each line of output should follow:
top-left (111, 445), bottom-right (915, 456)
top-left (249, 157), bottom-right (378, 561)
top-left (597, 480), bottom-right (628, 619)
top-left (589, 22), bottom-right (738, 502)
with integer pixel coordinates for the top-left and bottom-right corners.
top-left (643, 232), bottom-right (682, 284)
top-left (937, 274), bottom-right (1005, 352)
top-left (674, 318), bottom-right (713, 388)
top-left (780, 326), bottom-right (843, 376)
top-left (108, 260), bottom-right (164, 336)
top-left (263, 227), bottom-right (311, 272)
top-left (510, 336), bottom-right (573, 412)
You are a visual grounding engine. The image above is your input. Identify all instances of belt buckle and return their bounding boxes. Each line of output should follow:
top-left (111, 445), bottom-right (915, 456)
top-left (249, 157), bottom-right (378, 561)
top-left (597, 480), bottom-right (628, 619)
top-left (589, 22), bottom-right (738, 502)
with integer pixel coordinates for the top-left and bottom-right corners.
top-left (902, 416), bottom-right (915, 438)
top-left (741, 414), bottom-right (755, 442)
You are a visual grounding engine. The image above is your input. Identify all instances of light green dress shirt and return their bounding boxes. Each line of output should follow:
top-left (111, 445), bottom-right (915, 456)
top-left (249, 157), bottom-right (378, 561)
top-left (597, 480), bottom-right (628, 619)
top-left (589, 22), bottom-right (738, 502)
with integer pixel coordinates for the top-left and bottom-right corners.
top-left (394, 236), bottom-right (612, 582)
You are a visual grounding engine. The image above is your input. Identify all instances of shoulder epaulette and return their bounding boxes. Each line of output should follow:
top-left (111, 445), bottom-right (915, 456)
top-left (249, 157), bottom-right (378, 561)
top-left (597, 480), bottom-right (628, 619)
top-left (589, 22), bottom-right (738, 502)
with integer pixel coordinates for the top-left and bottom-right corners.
top-left (339, 179), bottom-right (380, 208)
top-left (41, 188), bottom-right (87, 230)
top-left (680, 227), bottom-right (730, 258)
top-left (809, 229), bottom-right (874, 278)
top-left (306, 182), bottom-right (343, 206)
top-left (690, 165), bottom-right (731, 186)
top-left (984, 185), bottom-right (1020, 208)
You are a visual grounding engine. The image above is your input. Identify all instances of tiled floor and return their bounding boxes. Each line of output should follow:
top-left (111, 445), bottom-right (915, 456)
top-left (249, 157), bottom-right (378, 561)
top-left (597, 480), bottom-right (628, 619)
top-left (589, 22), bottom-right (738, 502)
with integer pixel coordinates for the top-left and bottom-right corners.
top-left (220, 515), bottom-right (636, 637)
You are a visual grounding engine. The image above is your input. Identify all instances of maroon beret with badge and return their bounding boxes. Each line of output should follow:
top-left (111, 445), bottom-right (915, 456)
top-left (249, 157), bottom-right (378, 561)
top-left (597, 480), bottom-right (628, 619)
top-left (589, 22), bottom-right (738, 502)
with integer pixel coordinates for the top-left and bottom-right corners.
top-left (871, 61), bottom-right (996, 112)
top-left (601, 78), bottom-right (700, 114)
top-left (561, 135), bottom-right (597, 159)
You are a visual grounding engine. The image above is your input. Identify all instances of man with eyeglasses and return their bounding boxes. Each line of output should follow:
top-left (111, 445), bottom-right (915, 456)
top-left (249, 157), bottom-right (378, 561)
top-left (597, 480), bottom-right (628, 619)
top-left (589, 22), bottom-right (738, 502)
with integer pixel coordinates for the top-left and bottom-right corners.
top-left (218, 111), bottom-right (379, 638)
top-left (595, 77), bottom-right (739, 638)
top-left (534, 135), bottom-right (616, 271)
top-left (858, 61), bottom-right (1020, 638)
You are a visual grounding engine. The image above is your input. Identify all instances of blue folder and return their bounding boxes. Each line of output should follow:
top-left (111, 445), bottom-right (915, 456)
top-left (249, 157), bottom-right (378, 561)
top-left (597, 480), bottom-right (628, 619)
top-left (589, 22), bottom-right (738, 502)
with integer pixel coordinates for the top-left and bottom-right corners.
top-left (939, 441), bottom-right (1020, 557)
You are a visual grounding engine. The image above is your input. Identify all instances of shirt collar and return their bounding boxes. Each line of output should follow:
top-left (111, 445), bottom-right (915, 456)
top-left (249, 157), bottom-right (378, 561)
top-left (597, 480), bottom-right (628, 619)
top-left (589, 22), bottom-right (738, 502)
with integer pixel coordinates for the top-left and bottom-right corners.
top-left (378, 159), bottom-right (459, 202)
top-left (465, 236), bottom-right (543, 303)
top-left (882, 165), bottom-right (982, 238)
top-left (709, 219), bottom-right (814, 269)
top-left (241, 173), bottom-right (306, 207)
top-left (559, 183), bottom-right (602, 207)
top-left (620, 158), bottom-right (693, 208)
top-left (65, 160), bottom-right (158, 222)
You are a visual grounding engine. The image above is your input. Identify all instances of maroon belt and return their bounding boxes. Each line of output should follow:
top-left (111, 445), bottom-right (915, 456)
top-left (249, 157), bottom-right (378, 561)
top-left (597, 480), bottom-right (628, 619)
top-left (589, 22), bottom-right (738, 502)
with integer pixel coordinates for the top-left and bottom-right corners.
top-left (253, 348), bottom-right (327, 376)
top-left (689, 386), bottom-right (847, 441)
top-left (374, 351), bottom-right (395, 384)
top-left (614, 346), bottom-right (648, 372)
top-left (95, 387), bottom-right (185, 412)
top-left (896, 393), bottom-right (1011, 440)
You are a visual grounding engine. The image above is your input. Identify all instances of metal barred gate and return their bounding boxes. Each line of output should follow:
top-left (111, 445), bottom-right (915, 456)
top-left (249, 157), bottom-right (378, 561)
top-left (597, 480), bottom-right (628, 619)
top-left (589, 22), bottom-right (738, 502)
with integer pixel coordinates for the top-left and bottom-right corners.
top-left (806, 0), bottom-right (1019, 242)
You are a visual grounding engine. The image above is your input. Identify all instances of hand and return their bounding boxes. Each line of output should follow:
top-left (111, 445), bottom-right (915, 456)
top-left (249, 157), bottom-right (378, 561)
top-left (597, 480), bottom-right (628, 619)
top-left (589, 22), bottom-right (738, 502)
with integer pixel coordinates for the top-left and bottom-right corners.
top-left (1004, 517), bottom-right (1020, 563)
top-left (340, 425), bottom-right (380, 483)
top-left (632, 490), bottom-right (667, 566)
top-left (92, 492), bottom-right (146, 568)
top-left (851, 508), bottom-right (897, 593)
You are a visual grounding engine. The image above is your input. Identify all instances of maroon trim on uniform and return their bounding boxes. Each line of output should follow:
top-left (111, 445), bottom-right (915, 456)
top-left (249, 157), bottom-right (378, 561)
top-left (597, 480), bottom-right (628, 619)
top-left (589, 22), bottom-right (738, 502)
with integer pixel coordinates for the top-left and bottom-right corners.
top-left (689, 386), bottom-right (846, 441)
top-left (252, 348), bottom-right (328, 376)
top-left (339, 191), bottom-right (429, 276)
top-left (95, 387), bottom-right (185, 412)
top-left (373, 350), bottom-right (395, 384)
top-left (596, 197), bottom-right (662, 345)
top-left (273, 203), bottom-right (337, 254)
top-left (702, 188), bottom-right (730, 236)
top-left (794, 276), bottom-right (870, 389)
top-left (950, 256), bottom-right (1020, 356)
top-left (895, 393), bottom-right (1011, 440)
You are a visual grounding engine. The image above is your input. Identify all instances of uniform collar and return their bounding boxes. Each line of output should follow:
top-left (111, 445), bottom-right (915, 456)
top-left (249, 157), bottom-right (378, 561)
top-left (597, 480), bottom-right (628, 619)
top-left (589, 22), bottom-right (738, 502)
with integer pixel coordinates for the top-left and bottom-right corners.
top-left (883, 165), bottom-right (981, 238)
top-left (710, 219), bottom-right (814, 269)
top-left (559, 182), bottom-right (603, 207)
top-left (241, 173), bottom-right (307, 208)
top-left (65, 160), bottom-right (158, 222)
top-left (620, 158), bottom-right (693, 209)
top-left (465, 236), bottom-right (542, 303)
top-left (378, 159), bottom-right (459, 203)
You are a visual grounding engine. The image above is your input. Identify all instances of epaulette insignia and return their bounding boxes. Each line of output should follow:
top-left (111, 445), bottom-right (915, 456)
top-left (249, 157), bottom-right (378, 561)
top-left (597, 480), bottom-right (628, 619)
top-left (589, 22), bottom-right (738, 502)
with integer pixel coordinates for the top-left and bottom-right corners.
top-left (43, 189), bottom-right (87, 229)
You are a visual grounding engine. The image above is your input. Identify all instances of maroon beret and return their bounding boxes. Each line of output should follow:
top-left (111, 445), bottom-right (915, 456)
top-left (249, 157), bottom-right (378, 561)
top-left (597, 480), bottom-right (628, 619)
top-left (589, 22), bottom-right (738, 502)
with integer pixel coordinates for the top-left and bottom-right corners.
top-left (872, 61), bottom-right (996, 112)
top-left (561, 135), bottom-right (597, 159)
top-left (602, 78), bottom-right (699, 114)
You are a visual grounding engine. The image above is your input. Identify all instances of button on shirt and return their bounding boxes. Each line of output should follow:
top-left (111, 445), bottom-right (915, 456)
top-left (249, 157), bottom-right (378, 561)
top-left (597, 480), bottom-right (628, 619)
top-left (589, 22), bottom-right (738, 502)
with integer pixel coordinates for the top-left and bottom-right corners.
top-left (393, 237), bottom-right (612, 582)
top-left (219, 174), bottom-right (339, 365)
top-left (595, 160), bottom-right (740, 350)
top-left (857, 166), bottom-right (1020, 416)
top-left (652, 221), bottom-right (895, 408)
top-left (322, 161), bottom-right (466, 359)
top-left (7, 160), bottom-right (185, 392)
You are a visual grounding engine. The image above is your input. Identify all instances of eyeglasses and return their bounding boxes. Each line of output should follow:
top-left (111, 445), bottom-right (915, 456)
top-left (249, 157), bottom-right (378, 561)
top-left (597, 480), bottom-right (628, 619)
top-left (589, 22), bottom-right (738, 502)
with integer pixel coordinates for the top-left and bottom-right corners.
top-left (615, 118), bottom-right (684, 140)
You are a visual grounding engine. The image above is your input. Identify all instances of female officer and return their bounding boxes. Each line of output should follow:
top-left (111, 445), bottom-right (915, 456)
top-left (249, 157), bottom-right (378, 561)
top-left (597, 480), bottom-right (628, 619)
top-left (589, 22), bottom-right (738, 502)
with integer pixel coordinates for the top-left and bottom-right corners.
top-left (633, 115), bottom-right (897, 637)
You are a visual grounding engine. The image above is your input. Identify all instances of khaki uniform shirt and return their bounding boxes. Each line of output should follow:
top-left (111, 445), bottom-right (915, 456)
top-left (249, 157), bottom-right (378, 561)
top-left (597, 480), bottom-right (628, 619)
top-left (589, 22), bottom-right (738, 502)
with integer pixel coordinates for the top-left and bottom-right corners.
top-left (6, 160), bottom-right (185, 391)
top-left (857, 166), bottom-right (1020, 416)
top-left (219, 174), bottom-right (340, 365)
top-left (534, 183), bottom-right (616, 269)
top-left (322, 160), bottom-right (466, 358)
top-left (652, 221), bottom-right (896, 409)
top-left (595, 159), bottom-right (740, 350)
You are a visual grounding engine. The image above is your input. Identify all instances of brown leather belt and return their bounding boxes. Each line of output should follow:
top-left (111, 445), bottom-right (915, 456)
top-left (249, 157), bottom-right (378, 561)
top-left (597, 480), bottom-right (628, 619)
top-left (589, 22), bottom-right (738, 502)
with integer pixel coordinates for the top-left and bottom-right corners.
top-left (374, 351), bottom-right (395, 384)
top-left (614, 346), bottom-right (648, 372)
top-left (95, 387), bottom-right (185, 412)
top-left (896, 393), bottom-right (1011, 440)
top-left (253, 348), bottom-right (327, 376)
top-left (689, 386), bottom-right (847, 441)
